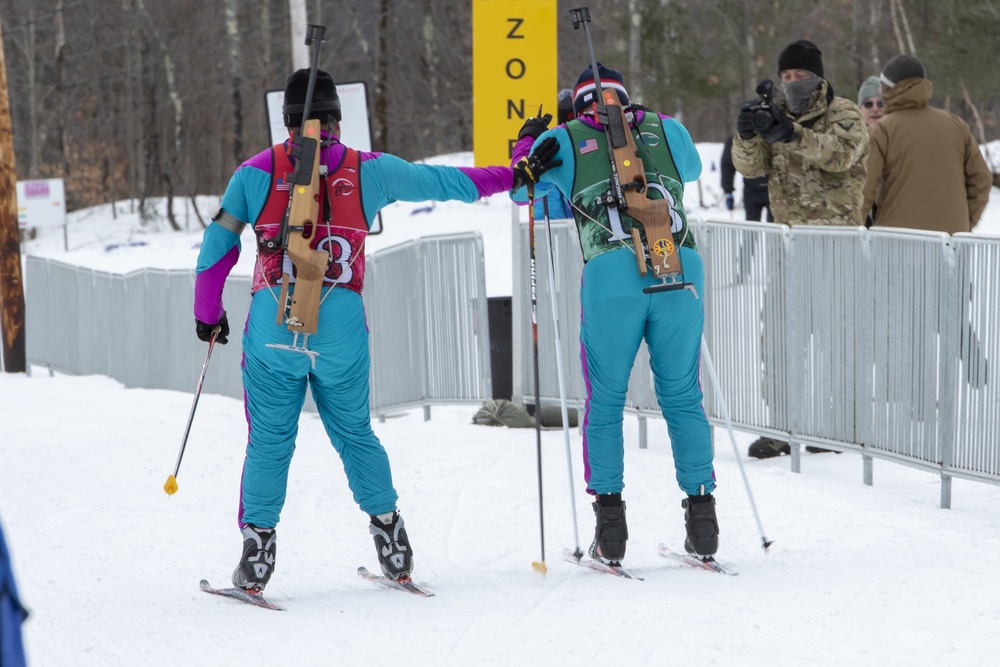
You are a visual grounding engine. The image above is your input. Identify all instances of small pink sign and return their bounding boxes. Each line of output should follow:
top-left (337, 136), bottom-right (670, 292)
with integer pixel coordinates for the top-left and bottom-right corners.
top-left (24, 181), bottom-right (50, 198)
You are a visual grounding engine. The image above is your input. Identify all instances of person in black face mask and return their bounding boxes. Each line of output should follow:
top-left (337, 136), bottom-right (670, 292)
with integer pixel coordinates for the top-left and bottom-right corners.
top-left (730, 40), bottom-right (870, 459)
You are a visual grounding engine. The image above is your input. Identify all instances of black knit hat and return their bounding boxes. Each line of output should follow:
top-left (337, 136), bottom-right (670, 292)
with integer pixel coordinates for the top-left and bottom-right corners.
top-left (282, 68), bottom-right (342, 128)
top-left (777, 40), bottom-right (824, 78)
top-left (880, 54), bottom-right (926, 88)
top-left (573, 63), bottom-right (630, 116)
top-left (557, 88), bottom-right (574, 124)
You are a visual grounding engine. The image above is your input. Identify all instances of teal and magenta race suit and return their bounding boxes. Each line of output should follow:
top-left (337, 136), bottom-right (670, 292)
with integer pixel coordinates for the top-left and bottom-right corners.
top-left (512, 111), bottom-right (716, 497)
top-left (194, 133), bottom-right (515, 528)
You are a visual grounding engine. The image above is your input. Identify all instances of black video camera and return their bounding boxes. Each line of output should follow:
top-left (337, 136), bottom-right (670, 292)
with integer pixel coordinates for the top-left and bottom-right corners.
top-left (749, 80), bottom-right (777, 133)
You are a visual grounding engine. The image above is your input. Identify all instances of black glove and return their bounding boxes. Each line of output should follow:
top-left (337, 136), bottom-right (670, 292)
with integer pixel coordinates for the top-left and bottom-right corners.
top-left (759, 107), bottom-right (797, 144)
top-left (512, 136), bottom-right (562, 191)
top-left (195, 311), bottom-right (229, 345)
top-left (736, 101), bottom-right (757, 140)
top-left (725, 193), bottom-right (735, 211)
top-left (517, 113), bottom-right (552, 141)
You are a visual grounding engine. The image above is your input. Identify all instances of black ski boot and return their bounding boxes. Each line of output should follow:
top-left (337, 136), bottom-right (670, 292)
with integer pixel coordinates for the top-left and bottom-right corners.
top-left (232, 524), bottom-right (276, 591)
top-left (369, 511), bottom-right (413, 581)
top-left (682, 494), bottom-right (719, 558)
top-left (589, 493), bottom-right (628, 565)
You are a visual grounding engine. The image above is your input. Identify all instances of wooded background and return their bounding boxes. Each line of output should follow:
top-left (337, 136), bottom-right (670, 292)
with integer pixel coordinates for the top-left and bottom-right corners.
top-left (2, 0), bottom-right (998, 223)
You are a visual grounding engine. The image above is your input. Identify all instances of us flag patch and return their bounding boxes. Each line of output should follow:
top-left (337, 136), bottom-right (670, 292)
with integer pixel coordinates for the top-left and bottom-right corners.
top-left (578, 138), bottom-right (599, 154)
top-left (275, 179), bottom-right (291, 191)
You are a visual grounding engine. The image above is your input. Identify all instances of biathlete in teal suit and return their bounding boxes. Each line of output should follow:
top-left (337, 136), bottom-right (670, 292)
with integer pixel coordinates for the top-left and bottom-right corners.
top-left (511, 63), bottom-right (720, 567)
top-left (194, 68), bottom-right (559, 592)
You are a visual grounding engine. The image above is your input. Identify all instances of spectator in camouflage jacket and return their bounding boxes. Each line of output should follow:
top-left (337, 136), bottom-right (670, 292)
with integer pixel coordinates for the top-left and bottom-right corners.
top-left (732, 40), bottom-right (869, 227)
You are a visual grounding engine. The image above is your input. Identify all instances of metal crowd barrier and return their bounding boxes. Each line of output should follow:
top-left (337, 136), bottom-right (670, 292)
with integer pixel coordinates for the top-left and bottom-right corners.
top-left (22, 220), bottom-right (1000, 507)
top-left (25, 231), bottom-right (492, 421)
top-left (513, 217), bottom-right (1000, 507)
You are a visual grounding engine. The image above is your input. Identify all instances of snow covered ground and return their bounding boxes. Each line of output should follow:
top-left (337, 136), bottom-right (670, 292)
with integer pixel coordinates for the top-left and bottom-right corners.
top-left (2, 145), bottom-right (1000, 666)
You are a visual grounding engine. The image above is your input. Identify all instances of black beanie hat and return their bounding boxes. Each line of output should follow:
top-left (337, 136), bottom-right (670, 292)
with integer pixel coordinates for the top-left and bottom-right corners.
top-left (880, 54), bottom-right (926, 88)
top-left (777, 40), bottom-right (824, 78)
top-left (557, 88), bottom-right (574, 124)
top-left (283, 68), bottom-right (342, 128)
top-left (573, 63), bottom-right (630, 116)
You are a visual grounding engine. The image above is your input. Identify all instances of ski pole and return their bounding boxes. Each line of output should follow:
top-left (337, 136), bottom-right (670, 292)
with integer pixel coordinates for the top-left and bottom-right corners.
top-left (542, 197), bottom-right (583, 560)
top-left (163, 326), bottom-right (221, 496)
top-left (699, 336), bottom-right (773, 552)
top-left (527, 183), bottom-right (548, 575)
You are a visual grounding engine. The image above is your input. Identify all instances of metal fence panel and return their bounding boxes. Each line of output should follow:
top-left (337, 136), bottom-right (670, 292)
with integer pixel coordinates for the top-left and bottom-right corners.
top-left (865, 228), bottom-right (952, 464)
top-left (699, 220), bottom-right (790, 434)
top-left (951, 233), bottom-right (1000, 479)
top-left (786, 226), bottom-right (869, 446)
top-left (514, 219), bottom-right (587, 410)
top-left (364, 232), bottom-right (491, 415)
top-left (419, 234), bottom-right (492, 403)
top-left (366, 241), bottom-right (427, 413)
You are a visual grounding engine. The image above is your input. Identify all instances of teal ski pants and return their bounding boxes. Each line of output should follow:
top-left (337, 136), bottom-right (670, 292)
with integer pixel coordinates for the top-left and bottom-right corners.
top-left (238, 287), bottom-right (398, 528)
top-left (579, 246), bottom-right (716, 497)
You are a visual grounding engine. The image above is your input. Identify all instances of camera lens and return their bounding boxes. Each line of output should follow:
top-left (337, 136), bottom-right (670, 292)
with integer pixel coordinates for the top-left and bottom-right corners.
top-left (751, 108), bottom-right (774, 133)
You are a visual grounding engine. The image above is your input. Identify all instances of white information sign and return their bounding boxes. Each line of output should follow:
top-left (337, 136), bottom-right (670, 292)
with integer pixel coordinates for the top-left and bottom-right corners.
top-left (265, 81), bottom-right (381, 233)
top-left (16, 178), bottom-right (66, 229)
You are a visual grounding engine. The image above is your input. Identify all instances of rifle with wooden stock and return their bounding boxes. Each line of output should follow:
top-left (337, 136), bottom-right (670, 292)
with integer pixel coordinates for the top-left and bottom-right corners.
top-left (570, 7), bottom-right (687, 294)
top-left (272, 24), bottom-right (329, 363)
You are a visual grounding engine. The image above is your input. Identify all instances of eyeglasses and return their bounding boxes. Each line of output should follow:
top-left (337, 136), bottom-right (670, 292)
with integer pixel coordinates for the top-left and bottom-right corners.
top-left (862, 99), bottom-right (884, 109)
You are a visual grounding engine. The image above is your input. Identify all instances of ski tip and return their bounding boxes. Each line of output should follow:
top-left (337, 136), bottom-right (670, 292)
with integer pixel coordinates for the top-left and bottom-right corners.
top-left (531, 560), bottom-right (548, 576)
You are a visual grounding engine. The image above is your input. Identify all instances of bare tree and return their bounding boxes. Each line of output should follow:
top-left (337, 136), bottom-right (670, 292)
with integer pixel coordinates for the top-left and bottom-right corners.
top-left (373, 0), bottom-right (389, 151)
top-left (0, 24), bottom-right (26, 372)
top-left (224, 0), bottom-right (244, 167)
top-left (421, 0), bottom-right (441, 157)
top-left (628, 0), bottom-right (642, 102)
top-left (889, 0), bottom-right (917, 55)
top-left (136, 0), bottom-right (184, 230)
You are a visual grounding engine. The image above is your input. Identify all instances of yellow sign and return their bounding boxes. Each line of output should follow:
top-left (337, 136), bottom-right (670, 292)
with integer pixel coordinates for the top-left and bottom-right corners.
top-left (472, 0), bottom-right (557, 167)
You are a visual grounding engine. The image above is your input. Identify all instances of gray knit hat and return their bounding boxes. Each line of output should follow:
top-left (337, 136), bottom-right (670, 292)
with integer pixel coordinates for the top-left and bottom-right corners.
top-left (880, 54), bottom-right (926, 88)
top-left (857, 76), bottom-right (882, 106)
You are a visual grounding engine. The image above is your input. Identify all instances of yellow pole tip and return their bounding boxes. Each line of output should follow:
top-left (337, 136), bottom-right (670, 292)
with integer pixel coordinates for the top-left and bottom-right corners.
top-left (531, 561), bottom-right (548, 576)
top-left (163, 476), bottom-right (178, 495)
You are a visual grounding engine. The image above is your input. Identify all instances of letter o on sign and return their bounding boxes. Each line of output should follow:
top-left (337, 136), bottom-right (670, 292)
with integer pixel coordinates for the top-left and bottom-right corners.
top-left (506, 58), bottom-right (526, 79)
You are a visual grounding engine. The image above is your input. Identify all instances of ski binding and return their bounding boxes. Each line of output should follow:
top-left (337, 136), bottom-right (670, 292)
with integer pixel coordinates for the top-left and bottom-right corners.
top-left (563, 548), bottom-right (643, 580)
top-left (357, 567), bottom-right (435, 597)
top-left (657, 544), bottom-right (738, 576)
top-left (199, 579), bottom-right (285, 610)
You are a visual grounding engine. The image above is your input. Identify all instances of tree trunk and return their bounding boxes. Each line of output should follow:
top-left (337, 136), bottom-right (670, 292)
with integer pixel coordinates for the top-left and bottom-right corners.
top-left (26, 6), bottom-right (40, 178)
top-left (56, 0), bottom-right (69, 180)
top-left (288, 0), bottom-right (308, 70)
top-left (422, 2), bottom-right (441, 156)
top-left (869, 0), bottom-right (883, 73)
top-left (896, 0), bottom-right (918, 55)
top-left (889, 0), bottom-right (917, 55)
top-left (374, 0), bottom-right (390, 151)
top-left (628, 0), bottom-right (642, 102)
top-left (0, 28), bottom-right (27, 373)
top-left (225, 0), bottom-right (244, 168)
top-left (959, 78), bottom-right (994, 172)
top-left (138, 0), bottom-right (183, 230)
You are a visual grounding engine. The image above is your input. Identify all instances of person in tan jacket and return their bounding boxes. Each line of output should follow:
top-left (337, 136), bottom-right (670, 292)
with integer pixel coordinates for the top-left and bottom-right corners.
top-left (862, 54), bottom-right (992, 233)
